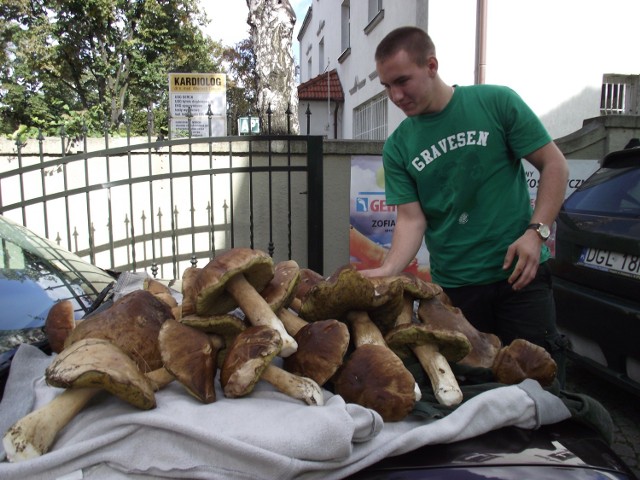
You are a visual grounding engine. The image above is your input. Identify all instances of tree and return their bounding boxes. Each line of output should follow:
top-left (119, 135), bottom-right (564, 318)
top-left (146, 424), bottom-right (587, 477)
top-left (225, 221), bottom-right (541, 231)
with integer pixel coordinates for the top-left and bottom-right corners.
top-left (223, 38), bottom-right (259, 135)
top-left (0, 0), bottom-right (224, 136)
top-left (246, 0), bottom-right (299, 134)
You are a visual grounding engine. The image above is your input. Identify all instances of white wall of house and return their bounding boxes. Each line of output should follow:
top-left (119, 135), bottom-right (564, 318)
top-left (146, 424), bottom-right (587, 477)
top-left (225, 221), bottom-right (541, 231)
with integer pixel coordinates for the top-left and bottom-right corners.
top-left (298, 0), bottom-right (429, 139)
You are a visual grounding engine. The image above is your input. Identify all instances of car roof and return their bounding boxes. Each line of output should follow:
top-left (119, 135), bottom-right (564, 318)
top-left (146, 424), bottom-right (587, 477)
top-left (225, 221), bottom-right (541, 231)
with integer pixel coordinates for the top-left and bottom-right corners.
top-left (602, 143), bottom-right (640, 168)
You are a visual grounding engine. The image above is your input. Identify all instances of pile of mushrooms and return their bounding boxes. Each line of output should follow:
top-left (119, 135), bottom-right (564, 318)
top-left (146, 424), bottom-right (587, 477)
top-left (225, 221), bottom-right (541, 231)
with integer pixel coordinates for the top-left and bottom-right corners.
top-left (2, 247), bottom-right (558, 463)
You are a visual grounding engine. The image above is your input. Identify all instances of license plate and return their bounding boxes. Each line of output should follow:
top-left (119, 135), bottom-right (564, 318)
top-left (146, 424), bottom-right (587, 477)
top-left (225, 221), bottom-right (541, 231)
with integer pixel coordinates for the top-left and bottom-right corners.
top-left (578, 247), bottom-right (640, 279)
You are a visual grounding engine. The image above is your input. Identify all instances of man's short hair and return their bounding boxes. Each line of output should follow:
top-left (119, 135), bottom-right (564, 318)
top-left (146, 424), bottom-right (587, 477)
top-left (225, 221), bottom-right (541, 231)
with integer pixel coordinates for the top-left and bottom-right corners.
top-left (375, 26), bottom-right (435, 66)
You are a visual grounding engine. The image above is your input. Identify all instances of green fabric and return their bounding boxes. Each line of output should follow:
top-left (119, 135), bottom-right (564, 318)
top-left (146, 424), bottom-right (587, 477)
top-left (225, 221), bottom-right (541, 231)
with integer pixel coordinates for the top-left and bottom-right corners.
top-left (403, 356), bottom-right (614, 445)
top-left (382, 84), bottom-right (552, 287)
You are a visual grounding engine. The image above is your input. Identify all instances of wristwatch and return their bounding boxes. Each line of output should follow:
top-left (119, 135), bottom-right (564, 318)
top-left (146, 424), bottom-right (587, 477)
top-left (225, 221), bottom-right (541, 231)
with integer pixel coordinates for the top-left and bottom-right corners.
top-left (527, 223), bottom-right (551, 241)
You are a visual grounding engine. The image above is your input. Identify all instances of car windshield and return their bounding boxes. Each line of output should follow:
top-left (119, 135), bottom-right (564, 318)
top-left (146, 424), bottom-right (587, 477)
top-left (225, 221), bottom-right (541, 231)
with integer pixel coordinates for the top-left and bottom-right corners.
top-left (0, 216), bottom-right (115, 353)
top-left (563, 166), bottom-right (640, 217)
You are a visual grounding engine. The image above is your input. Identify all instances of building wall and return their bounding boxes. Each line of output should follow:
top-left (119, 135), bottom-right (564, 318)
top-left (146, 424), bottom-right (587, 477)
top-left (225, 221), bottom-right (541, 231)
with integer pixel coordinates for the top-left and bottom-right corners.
top-left (298, 0), bottom-right (428, 139)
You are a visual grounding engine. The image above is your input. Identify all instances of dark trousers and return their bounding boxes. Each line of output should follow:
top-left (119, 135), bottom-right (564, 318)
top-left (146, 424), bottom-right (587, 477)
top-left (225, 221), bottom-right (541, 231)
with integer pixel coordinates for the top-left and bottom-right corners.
top-left (443, 262), bottom-right (567, 387)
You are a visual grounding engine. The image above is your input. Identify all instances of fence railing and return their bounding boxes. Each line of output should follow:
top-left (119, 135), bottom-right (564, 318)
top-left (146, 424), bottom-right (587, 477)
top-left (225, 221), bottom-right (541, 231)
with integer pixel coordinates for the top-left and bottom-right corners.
top-left (0, 122), bottom-right (324, 280)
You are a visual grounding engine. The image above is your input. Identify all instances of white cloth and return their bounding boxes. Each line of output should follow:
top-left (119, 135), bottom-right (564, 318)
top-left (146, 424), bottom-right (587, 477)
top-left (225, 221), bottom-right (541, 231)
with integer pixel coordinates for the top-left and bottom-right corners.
top-left (0, 344), bottom-right (571, 480)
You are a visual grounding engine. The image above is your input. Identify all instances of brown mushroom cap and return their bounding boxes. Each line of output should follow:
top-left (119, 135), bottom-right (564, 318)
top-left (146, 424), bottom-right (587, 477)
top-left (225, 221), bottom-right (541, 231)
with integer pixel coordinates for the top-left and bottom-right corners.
top-left (492, 339), bottom-right (557, 387)
top-left (260, 260), bottom-right (301, 312)
top-left (195, 248), bottom-right (275, 316)
top-left (418, 295), bottom-right (502, 369)
top-left (385, 323), bottom-right (471, 362)
top-left (333, 344), bottom-right (416, 422)
top-left (282, 319), bottom-right (350, 386)
top-left (220, 325), bottom-right (282, 398)
top-left (158, 319), bottom-right (218, 403)
top-left (299, 264), bottom-right (405, 329)
top-left (44, 300), bottom-right (76, 354)
top-left (64, 289), bottom-right (174, 373)
top-left (180, 266), bottom-right (202, 317)
top-left (46, 338), bottom-right (156, 410)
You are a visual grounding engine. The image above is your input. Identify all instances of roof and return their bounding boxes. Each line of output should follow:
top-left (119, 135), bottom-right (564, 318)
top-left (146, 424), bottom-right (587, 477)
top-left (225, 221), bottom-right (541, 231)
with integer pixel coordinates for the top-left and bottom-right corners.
top-left (297, 69), bottom-right (344, 102)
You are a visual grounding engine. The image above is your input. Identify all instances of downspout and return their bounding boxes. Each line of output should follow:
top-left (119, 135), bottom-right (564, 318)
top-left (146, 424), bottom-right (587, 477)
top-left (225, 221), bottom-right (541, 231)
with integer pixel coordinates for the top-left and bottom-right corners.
top-left (333, 102), bottom-right (340, 139)
top-left (475, 0), bottom-right (488, 85)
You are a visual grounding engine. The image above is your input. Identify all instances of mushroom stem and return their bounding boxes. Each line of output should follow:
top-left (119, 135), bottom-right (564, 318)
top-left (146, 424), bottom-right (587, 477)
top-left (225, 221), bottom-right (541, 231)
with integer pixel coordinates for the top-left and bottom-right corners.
top-left (278, 307), bottom-right (307, 336)
top-left (225, 273), bottom-right (298, 357)
top-left (396, 297), bottom-right (463, 406)
top-left (2, 367), bottom-right (174, 463)
top-left (2, 387), bottom-right (100, 462)
top-left (347, 310), bottom-right (387, 346)
top-left (261, 365), bottom-right (324, 406)
top-left (413, 342), bottom-right (463, 406)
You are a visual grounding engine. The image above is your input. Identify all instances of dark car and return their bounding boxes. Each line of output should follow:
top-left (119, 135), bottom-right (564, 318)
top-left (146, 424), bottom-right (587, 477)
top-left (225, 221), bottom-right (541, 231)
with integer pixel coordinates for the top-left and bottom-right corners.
top-left (351, 418), bottom-right (636, 479)
top-left (0, 214), bottom-right (116, 397)
top-left (550, 143), bottom-right (640, 396)
top-left (0, 214), bottom-right (637, 479)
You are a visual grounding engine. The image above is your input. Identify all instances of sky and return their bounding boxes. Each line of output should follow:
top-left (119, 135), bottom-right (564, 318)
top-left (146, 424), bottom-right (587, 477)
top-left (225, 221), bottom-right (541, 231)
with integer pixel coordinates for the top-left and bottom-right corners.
top-left (199, 0), bottom-right (639, 119)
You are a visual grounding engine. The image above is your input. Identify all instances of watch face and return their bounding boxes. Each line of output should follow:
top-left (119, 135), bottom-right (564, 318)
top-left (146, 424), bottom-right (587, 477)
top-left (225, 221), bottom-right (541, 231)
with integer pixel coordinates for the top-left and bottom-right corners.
top-left (539, 224), bottom-right (551, 239)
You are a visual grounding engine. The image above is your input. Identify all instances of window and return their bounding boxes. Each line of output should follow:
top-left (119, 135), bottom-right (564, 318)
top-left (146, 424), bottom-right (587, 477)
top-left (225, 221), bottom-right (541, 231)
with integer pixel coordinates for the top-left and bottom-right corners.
top-left (319, 39), bottom-right (325, 74)
top-left (341, 1), bottom-right (350, 53)
top-left (368, 0), bottom-right (383, 22)
top-left (353, 94), bottom-right (388, 140)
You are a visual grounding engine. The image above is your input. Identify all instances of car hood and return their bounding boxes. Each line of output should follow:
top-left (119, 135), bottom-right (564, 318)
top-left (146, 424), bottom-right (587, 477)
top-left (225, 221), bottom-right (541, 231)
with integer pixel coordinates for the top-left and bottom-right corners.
top-left (350, 420), bottom-right (635, 479)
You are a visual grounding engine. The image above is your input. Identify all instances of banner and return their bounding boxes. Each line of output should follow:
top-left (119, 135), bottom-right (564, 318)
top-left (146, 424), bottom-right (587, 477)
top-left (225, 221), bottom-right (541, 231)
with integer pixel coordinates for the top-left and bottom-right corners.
top-left (349, 156), bottom-right (600, 279)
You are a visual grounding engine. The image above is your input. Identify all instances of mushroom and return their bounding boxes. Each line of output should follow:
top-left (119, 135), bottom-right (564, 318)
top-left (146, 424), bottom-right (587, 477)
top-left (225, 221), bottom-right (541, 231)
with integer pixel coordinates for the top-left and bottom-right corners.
top-left (386, 324), bottom-right (471, 406)
top-left (158, 318), bottom-right (222, 403)
top-left (220, 325), bottom-right (324, 406)
top-left (179, 266), bottom-right (202, 318)
top-left (418, 293), bottom-right (502, 369)
top-left (280, 310), bottom-right (350, 387)
top-left (298, 264), bottom-right (374, 321)
top-left (289, 267), bottom-right (325, 313)
top-left (491, 338), bottom-right (557, 387)
top-left (298, 263), bottom-right (404, 325)
top-left (259, 260), bottom-right (350, 387)
top-left (44, 299), bottom-right (76, 354)
top-left (194, 248), bottom-right (298, 357)
top-left (3, 289), bottom-right (175, 462)
top-left (143, 277), bottom-right (178, 306)
top-left (3, 339), bottom-right (174, 462)
top-left (46, 338), bottom-right (158, 409)
top-left (180, 311), bottom-right (248, 360)
top-left (333, 310), bottom-right (418, 422)
top-left (376, 273), bottom-right (470, 407)
top-left (64, 289), bottom-right (174, 372)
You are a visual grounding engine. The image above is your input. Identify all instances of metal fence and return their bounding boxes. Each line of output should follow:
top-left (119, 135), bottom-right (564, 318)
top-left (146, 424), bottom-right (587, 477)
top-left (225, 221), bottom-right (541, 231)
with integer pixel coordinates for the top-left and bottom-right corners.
top-left (0, 113), bottom-right (324, 280)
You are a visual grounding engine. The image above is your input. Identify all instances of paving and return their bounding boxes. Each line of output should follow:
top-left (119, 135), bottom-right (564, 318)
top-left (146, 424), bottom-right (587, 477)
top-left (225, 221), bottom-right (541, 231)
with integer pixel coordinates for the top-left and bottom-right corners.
top-left (564, 359), bottom-right (640, 478)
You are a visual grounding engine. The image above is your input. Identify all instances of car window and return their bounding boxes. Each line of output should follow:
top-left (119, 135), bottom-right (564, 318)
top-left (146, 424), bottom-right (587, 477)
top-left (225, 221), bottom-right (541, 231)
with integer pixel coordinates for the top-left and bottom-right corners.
top-left (0, 216), bottom-right (115, 352)
top-left (563, 166), bottom-right (640, 216)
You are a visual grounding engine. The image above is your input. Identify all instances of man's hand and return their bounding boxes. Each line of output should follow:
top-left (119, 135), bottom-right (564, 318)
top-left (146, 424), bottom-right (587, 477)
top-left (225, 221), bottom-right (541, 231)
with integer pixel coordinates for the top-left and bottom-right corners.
top-left (503, 230), bottom-right (542, 290)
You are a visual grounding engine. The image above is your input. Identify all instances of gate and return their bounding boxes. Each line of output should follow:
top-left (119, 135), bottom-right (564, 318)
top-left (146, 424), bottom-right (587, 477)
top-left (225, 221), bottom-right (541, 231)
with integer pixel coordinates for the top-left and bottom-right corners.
top-left (0, 131), bottom-right (324, 280)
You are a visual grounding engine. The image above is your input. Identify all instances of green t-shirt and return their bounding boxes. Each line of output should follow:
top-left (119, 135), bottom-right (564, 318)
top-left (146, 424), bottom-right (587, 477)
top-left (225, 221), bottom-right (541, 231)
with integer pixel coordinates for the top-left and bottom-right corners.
top-left (383, 84), bottom-right (551, 287)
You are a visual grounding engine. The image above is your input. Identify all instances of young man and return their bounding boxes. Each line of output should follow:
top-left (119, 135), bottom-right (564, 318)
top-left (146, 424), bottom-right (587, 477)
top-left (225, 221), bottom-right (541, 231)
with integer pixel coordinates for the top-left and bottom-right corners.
top-left (361, 26), bottom-right (570, 383)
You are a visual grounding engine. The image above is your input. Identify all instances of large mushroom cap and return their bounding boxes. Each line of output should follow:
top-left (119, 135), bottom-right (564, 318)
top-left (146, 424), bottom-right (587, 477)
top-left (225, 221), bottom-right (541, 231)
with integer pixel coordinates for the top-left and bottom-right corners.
top-left (46, 338), bottom-right (156, 410)
top-left (418, 295), bottom-right (502, 369)
top-left (195, 248), bottom-right (275, 316)
top-left (385, 323), bottom-right (471, 362)
top-left (333, 344), bottom-right (416, 422)
top-left (158, 319), bottom-right (217, 403)
top-left (260, 260), bottom-right (301, 312)
top-left (64, 289), bottom-right (174, 372)
top-left (220, 325), bottom-right (282, 398)
top-left (283, 319), bottom-right (350, 386)
top-left (492, 339), bottom-right (557, 386)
